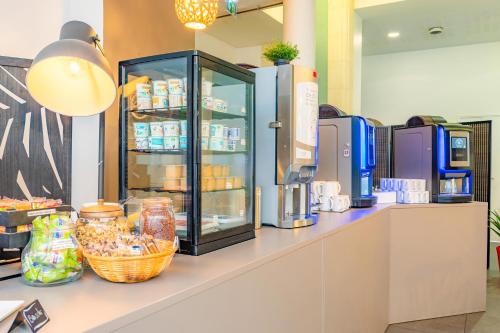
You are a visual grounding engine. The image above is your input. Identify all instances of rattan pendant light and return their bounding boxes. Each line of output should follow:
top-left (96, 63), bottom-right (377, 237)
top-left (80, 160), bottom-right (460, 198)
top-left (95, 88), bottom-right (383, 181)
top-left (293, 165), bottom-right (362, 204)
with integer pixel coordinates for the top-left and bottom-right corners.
top-left (175, 0), bottom-right (219, 30)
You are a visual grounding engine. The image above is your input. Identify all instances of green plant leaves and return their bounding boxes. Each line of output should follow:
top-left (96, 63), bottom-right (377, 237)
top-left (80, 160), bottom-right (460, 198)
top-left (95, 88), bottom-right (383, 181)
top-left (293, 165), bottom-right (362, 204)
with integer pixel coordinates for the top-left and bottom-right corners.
top-left (489, 210), bottom-right (500, 238)
top-left (263, 41), bottom-right (300, 63)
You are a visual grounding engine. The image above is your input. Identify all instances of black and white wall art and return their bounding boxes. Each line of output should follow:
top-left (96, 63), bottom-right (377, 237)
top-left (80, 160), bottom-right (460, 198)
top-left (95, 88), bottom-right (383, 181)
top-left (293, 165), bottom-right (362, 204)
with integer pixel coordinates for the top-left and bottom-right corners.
top-left (0, 56), bottom-right (72, 203)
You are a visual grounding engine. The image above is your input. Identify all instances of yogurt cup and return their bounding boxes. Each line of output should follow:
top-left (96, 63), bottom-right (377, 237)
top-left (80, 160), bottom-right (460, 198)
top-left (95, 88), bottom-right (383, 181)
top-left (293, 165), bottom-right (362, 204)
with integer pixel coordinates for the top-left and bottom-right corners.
top-left (202, 96), bottom-right (214, 110)
top-left (152, 80), bottom-right (168, 97)
top-left (179, 120), bottom-right (187, 136)
top-left (228, 139), bottom-right (238, 152)
top-left (168, 79), bottom-right (184, 95)
top-left (201, 137), bottom-right (209, 150)
top-left (228, 128), bottom-right (241, 140)
top-left (202, 79), bottom-right (213, 96)
top-left (136, 83), bottom-right (152, 98)
top-left (149, 122), bottom-right (164, 137)
top-left (209, 137), bottom-right (226, 151)
top-left (152, 95), bottom-right (168, 109)
top-left (148, 136), bottom-right (164, 150)
top-left (164, 136), bottom-right (180, 150)
top-left (135, 137), bottom-right (149, 150)
top-left (213, 99), bottom-right (227, 113)
top-left (169, 94), bottom-right (183, 108)
top-left (210, 124), bottom-right (225, 138)
top-left (201, 120), bottom-right (210, 137)
top-left (163, 121), bottom-right (180, 136)
top-left (179, 135), bottom-right (187, 150)
top-left (133, 122), bottom-right (149, 138)
top-left (136, 97), bottom-right (152, 110)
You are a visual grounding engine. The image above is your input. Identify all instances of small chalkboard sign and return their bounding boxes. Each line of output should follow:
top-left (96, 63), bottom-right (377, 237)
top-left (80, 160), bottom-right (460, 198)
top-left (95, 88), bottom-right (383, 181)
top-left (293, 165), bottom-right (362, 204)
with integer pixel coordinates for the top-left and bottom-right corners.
top-left (8, 299), bottom-right (49, 332)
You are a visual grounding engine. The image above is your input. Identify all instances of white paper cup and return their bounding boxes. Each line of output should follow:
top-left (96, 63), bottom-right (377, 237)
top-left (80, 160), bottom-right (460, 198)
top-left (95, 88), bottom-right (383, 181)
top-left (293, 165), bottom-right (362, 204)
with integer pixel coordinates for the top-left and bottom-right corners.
top-left (163, 121), bottom-right (180, 136)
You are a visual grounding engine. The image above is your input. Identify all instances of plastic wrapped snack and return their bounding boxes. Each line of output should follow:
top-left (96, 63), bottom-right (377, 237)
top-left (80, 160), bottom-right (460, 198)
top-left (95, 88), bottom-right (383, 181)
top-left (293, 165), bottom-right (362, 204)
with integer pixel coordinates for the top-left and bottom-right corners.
top-left (21, 214), bottom-right (83, 286)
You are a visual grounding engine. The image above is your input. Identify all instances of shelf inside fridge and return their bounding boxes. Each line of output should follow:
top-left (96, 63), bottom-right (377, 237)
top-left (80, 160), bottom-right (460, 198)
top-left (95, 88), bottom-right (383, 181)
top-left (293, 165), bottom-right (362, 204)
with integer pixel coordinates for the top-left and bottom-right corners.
top-left (128, 107), bottom-right (247, 120)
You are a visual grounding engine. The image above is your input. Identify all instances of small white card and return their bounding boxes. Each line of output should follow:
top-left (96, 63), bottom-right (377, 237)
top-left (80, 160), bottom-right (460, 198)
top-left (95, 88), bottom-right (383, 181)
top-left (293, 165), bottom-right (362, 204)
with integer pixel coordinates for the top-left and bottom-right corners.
top-left (0, 300), bottom-right (24, 322)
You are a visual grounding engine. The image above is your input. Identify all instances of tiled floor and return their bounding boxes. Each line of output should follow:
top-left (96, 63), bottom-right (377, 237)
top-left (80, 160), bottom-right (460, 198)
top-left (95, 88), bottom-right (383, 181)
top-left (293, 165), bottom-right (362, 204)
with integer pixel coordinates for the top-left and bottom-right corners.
top-left (386, 249), bottom-right (500, 333)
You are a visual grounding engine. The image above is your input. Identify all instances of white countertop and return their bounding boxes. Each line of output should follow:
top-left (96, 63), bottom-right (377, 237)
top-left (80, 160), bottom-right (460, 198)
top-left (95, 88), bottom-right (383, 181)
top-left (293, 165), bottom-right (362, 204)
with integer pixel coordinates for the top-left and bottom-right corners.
top-left (0, 203), bottom-right (483, 332)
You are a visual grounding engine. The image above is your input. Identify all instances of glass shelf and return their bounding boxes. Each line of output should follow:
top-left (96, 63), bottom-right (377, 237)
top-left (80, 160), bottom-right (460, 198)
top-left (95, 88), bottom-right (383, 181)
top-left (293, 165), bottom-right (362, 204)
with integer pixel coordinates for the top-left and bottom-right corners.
top-left (128, 107), bottom-right (247, 120)
top-left (202, 150), bottom-right (248, 155)
top-left (128, 149), bottom-right (247, 155)
top-left (128, 149), bottom-right (186, 155)
top-left (128, 187), bottom-right (246, 193)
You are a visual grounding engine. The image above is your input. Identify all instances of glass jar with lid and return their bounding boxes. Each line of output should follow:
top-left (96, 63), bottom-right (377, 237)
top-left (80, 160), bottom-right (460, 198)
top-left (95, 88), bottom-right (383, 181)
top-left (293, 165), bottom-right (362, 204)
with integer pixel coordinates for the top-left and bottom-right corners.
top-left (76, 199), bottom-right (130, 250)
top-left (21, 213), bottom-right (83, 286)
top-left (140, 197), bottom-right (176, 242)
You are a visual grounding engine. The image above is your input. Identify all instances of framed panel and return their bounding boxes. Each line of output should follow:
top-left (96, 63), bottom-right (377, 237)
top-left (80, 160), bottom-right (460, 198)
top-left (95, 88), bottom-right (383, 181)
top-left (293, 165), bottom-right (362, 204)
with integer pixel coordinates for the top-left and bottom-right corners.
top-left (0, 56), bottom-right (72, 203)
top-left (461, 120), bottom-right (492, 268)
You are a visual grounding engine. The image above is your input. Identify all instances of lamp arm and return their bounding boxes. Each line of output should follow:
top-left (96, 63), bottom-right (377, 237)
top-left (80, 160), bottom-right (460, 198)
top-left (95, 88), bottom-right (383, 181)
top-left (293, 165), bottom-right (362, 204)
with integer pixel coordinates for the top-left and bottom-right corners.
top-left (92, 35), bottom-right (106, 57)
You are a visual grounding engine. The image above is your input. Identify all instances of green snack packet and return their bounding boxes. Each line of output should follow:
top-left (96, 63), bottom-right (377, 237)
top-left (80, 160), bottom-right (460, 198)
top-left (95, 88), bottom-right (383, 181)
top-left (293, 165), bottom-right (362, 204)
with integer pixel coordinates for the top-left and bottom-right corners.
top-left (32, 216), bottom-right (47, 231)
top-left (49, 214), bottom-right (70, 230)
top-left (39, 267), bottom-right (68, 283)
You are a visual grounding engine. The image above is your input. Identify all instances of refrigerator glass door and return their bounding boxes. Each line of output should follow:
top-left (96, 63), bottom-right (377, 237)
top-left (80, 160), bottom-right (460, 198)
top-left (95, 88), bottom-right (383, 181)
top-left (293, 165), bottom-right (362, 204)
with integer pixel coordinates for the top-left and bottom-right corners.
top-left (198, 64), bottom-right (254, 237)
top-left (120, 56), bottom-right (191, 240)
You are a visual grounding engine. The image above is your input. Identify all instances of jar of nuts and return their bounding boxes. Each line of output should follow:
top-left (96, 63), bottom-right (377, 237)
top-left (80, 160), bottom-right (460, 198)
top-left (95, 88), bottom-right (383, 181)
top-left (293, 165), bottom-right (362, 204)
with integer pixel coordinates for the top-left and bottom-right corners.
top-left (140, 197), bottom-right (176, 242)
top-left (76, 199), bottom-right (130, 250)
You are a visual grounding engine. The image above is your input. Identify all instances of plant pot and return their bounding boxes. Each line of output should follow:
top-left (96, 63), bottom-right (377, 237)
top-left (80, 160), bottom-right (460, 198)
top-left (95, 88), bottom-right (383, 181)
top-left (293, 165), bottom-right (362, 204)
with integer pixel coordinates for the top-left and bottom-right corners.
top-left (497, 246), bottom-right (500, 270)
top-left (274, 59), bottom-right (290, 66)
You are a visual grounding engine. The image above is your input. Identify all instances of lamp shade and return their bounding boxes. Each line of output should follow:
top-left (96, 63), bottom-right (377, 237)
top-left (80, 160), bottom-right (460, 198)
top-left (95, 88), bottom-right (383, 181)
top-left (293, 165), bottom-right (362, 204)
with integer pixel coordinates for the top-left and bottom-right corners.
top-left (175, 0), bottom-right (219, 30)
top-left (26, 21), bottom-right (116, 117)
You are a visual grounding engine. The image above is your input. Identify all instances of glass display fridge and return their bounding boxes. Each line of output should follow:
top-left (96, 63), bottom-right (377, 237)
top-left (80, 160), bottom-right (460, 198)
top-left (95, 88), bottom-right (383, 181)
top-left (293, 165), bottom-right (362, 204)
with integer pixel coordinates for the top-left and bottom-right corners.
top-left (118, 51), bottom-right (255, 255)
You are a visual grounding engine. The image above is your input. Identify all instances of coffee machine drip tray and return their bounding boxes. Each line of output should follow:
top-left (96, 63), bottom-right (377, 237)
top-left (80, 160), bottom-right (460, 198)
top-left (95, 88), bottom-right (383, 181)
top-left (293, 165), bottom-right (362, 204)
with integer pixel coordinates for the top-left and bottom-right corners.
top-left (437, 176), bottom-right (473, 203)
top-left (278, 214), bottom-right (318, 229)
top-left (438, 194), bottom-right (473, 203)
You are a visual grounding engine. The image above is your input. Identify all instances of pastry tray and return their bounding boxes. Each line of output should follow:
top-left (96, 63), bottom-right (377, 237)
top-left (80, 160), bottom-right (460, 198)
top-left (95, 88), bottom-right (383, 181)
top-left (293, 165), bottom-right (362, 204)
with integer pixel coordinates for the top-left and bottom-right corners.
top-left (0, 205), bottom-right (72, 227)
top-left (0, 205), bottom-right (72, 249)
top-left (0, 232), bottom-right (30, 249)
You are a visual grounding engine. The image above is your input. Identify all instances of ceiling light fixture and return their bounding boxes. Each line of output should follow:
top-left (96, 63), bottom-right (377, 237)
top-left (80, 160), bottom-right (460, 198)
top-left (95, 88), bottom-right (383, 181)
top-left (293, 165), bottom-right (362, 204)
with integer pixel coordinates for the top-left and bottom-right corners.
top-left (387, 31), bottom-right (400, 39)
top-left (175, 0), bottom-right (219, 30)
top-left (26, 21), bottom-right (116, 117)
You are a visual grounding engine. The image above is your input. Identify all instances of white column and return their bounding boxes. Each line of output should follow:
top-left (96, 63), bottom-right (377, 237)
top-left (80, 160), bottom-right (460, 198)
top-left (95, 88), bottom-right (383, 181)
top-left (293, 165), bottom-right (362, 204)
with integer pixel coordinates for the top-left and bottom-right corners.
top-left (283, 0), bottom-right (316, 69)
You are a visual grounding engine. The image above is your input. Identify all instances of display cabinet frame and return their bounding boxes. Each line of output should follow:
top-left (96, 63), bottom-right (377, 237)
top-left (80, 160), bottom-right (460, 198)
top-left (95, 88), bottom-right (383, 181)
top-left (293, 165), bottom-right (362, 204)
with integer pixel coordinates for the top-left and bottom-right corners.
top-left (118, 50), bottom-right (255, 255)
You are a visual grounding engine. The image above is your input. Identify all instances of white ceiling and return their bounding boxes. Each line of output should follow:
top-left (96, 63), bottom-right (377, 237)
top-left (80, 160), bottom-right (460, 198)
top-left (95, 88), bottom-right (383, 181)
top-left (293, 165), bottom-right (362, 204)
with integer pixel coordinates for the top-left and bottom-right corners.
top-left (204, 0), bottom-right (282, 48)
top-left (358, 0), bottom-right (500, 55)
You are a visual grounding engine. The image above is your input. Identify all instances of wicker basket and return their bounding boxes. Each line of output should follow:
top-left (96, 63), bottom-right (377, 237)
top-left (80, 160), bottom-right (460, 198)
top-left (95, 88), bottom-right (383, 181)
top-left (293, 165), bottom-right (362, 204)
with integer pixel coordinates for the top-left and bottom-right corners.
top-left (84, 239), bottom-right (178, 283)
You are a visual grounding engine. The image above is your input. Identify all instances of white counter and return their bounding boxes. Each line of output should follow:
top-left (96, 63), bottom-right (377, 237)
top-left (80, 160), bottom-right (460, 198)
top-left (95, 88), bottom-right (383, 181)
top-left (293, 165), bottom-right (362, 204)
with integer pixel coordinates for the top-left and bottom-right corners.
top-left (0, 203), bottom-right (487, 333)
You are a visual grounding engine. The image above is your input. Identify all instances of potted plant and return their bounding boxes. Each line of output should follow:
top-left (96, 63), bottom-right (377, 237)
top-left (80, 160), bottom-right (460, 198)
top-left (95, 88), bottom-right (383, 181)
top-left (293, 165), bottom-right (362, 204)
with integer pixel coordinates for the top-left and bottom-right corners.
top-left (263, 41), bottom-right (299, 66)
top-left (489, 210), bottom-right (500, 269)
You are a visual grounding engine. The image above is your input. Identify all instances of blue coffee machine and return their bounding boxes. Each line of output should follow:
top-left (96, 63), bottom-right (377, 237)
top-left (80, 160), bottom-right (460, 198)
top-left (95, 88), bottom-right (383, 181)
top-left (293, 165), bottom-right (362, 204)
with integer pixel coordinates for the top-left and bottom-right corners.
top-left (393, 116), bottom-right (473, 203)
top-left (316, 105), bottom-right (377, 208)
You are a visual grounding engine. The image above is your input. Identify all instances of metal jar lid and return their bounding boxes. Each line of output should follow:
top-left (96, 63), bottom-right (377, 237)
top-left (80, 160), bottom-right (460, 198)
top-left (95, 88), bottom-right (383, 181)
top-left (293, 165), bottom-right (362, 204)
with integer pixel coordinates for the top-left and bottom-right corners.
top-left (80, 199), bottom-right (124, 218)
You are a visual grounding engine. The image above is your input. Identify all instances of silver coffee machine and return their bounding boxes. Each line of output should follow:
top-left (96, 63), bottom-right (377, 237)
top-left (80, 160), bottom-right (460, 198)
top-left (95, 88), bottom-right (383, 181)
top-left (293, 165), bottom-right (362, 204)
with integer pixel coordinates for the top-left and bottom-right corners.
top-left (252, 65), bottom-right (319, 228)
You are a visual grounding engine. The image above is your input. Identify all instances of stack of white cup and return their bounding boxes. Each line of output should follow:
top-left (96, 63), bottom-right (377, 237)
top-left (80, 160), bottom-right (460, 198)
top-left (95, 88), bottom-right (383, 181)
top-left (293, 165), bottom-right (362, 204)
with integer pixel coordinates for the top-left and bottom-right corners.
top-left (379, 178), bottom-right (429, 204)
top-left (312, 181), bottom-right (350, 212)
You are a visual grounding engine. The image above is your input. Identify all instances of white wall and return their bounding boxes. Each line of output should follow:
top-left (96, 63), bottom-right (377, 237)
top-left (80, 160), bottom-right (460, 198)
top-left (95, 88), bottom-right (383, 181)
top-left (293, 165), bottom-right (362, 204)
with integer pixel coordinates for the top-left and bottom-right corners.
top-left (361, 41), bottom-right (500, 239)
top-left (64, 0), bottom-right (103, 210)
top-left (0, 0), bottom-right (103, 209)
top-left (352, 12), bottom-right (363, 115)
top-left (195, 32), bottom-right (236, 63)
top-left (195, 32), bottom-right (268, 67)
top-left (235, 45), bottom-right (266, 66)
